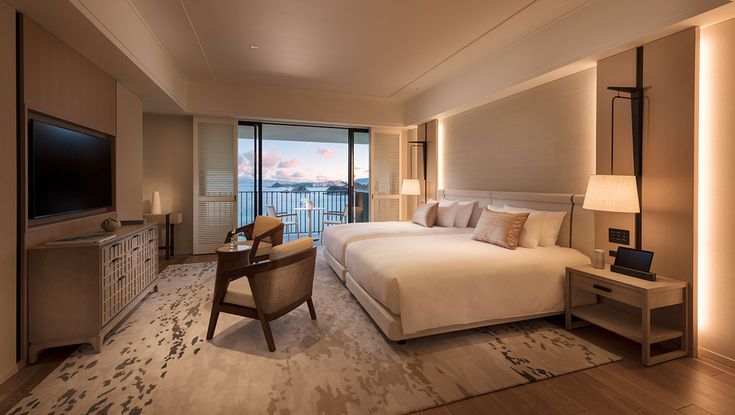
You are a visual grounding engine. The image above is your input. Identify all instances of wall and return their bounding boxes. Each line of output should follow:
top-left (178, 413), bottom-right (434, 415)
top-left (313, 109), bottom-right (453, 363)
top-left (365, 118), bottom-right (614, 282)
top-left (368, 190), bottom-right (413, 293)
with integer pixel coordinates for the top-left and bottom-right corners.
top-left (596, 28), bottom-right (698, 353)
top-left (142, 114), bottom-right (194, 255)
top-left (439, 68), bottom-right (596, 194)
top-left (0, 0), bottom-right (17, 383)
top-left (116, 83), bottom-right (143, 220)
top-left (699, 18), bottom-right (735, 366)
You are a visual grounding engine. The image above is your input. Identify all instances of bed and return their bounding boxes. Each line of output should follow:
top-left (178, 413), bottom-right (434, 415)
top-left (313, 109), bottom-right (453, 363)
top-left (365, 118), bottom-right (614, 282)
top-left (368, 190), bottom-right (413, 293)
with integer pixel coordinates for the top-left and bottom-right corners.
top-left (322, 221), bottom-right (475, 281)
top-left (341, 190), bottom-right (596, 341)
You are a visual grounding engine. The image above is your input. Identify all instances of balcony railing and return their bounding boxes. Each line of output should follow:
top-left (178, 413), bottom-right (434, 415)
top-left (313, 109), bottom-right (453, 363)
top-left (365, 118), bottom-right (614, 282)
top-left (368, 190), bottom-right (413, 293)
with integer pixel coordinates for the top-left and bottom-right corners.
top-left (238, 190), bottom-right (354, 236)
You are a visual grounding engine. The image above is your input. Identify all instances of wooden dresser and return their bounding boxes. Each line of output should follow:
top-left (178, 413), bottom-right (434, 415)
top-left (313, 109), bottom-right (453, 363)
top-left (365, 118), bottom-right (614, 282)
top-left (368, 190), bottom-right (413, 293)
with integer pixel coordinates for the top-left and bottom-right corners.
top-left (27, 224), bottom-right (159, 363)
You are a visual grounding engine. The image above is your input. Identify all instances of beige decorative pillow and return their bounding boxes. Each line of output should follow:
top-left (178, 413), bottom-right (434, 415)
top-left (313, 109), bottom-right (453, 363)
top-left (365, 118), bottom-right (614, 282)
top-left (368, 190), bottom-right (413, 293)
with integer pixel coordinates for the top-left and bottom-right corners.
top-left (472, 210), bottom-right (530, 249)
top-left (412, 202), bottom-right (438, 227)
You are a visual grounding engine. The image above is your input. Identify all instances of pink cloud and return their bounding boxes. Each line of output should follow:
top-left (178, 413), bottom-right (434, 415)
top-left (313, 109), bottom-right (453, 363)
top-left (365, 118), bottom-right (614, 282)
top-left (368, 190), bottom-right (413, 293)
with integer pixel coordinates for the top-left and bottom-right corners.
top-left (278, 159), bottom-right (299, 168)
top-left (316, 147), bottom-right (333, 159)
top-left (261, 150), bottom-right (281, 169)
top-left (291, 171), bottom-right (306, 178)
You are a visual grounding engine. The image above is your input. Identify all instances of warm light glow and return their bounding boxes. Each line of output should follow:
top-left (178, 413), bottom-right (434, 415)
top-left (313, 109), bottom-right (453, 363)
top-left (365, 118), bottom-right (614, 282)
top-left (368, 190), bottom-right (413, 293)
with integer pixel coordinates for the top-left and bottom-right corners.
top-left (249, 45), bottom-right (259, 49)
top-left (400, 179), bottom-right (421, 196)
top-left (438, 121), bottom-right (444, 190)
top-left (698, 34), bottom-right (713, 332)
top-left (582, 175), bottom-right (640, 213)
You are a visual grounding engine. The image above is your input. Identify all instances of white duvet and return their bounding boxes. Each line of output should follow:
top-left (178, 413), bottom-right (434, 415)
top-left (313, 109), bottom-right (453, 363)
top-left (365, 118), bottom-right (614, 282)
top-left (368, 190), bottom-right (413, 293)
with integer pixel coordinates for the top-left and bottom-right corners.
top-left (346, 233), bottom-right (591, 335)
top-left (322, 221), bottom-right (473, 265)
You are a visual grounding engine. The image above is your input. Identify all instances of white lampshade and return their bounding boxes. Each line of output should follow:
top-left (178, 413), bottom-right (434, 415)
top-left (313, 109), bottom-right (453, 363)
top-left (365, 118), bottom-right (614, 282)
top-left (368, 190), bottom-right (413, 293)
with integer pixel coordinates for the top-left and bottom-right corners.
top-left (400, 179), bottom-right (421, 196)
top-left (583, 175), bottom-right (640, 213)
top-left (151, 191), bottom-right (162, 214)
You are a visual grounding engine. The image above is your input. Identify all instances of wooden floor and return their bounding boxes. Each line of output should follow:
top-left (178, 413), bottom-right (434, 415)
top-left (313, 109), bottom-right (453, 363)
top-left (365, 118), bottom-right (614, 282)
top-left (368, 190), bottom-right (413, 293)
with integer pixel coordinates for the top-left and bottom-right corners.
top-left (2, 254), bottom-right (734, 415)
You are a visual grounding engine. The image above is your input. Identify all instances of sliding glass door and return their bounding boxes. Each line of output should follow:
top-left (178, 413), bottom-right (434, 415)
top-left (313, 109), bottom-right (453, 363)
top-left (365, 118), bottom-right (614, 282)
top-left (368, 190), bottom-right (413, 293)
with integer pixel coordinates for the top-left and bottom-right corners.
top-left (237, 122), bottom-right (369, 238)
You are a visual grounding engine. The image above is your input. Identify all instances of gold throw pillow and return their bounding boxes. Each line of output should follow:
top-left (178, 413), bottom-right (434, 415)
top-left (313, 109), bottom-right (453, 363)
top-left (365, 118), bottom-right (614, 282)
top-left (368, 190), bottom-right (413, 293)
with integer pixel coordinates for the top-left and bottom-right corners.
top-left (472, 210), bottom-right (530, 249)
top-left (411, 202), bottom-right (439, 228)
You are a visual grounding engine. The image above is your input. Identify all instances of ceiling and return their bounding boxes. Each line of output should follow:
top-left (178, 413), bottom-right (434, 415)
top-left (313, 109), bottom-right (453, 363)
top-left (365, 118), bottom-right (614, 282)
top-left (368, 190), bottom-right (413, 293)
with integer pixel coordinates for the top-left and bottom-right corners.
top-left (129, 0), bottom-right (591, 99)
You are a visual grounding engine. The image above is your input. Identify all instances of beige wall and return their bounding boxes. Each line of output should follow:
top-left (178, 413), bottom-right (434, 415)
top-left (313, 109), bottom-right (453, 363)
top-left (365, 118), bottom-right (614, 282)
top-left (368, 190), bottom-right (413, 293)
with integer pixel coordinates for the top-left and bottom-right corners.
top-left (143, 114), bottom-right (194, 255)
top-left (439, 68), bottom-right (596, 194)
top-left (699, 18), bottom-right (735, 365)
top-left (0, 0), bottom-right (17, 383)
top-left (116, 83), bottom-right (143, 220)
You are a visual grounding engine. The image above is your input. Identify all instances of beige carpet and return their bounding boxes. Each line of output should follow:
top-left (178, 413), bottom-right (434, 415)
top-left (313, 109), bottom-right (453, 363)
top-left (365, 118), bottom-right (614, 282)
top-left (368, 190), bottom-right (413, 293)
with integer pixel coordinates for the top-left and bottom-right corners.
top-left (8, 252), bottom-right (619, 415)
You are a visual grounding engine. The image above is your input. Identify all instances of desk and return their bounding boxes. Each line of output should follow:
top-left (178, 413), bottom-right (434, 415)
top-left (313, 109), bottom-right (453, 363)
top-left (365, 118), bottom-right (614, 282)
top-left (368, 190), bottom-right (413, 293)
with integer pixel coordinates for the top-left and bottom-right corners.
top-left (143, 212), bottom-right (183, 259)
top-left (294, 207), bottom-right (324, 239)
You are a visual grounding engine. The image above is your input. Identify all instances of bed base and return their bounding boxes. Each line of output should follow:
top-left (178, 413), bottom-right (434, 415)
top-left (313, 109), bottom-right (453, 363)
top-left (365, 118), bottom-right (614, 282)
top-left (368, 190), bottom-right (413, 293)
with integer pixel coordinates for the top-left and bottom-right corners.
top-left (324, 248), bottom-right (347, 281)
top-left (345, 272), bottom-right (562, 341)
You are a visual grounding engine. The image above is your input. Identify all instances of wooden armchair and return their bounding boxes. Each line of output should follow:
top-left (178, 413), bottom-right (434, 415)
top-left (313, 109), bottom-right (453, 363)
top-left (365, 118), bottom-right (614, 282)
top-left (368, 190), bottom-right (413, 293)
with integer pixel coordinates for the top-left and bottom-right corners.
top-left (206, 238), bottom-right (317, 352)
top-left (224, 216), bottom-right (284, 263)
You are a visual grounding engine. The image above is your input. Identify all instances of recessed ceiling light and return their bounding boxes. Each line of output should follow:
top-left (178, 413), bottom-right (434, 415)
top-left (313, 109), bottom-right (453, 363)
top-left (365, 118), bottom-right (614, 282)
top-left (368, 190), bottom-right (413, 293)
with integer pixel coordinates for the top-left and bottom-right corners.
top-left (250, 45), bottom-right (259, 49)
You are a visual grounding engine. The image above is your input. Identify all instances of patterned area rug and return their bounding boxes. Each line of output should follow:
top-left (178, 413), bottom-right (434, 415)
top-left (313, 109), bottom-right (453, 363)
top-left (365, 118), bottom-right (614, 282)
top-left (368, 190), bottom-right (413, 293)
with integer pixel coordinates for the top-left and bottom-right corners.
top-left (8, 252), bottom-right (620, 415)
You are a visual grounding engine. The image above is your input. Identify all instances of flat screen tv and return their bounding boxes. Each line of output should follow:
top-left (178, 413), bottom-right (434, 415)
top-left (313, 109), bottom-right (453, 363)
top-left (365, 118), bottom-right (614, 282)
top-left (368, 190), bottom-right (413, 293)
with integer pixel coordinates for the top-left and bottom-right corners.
top-left (28, 118), bottom-right (113, 219)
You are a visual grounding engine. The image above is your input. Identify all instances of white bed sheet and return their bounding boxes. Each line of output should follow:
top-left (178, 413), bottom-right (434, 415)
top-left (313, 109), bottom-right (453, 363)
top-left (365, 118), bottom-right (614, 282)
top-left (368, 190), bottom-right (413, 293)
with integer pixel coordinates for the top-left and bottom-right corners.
top-left (346, 233), bottom-right (591, 335)
top-left (322, 221), bottom-right (473, 265)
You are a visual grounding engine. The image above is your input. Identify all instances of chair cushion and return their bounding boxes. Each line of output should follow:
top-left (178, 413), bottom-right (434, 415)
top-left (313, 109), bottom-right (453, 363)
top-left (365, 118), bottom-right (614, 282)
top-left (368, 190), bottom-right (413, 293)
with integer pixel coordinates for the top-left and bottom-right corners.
top-left (270, 237), bottom-right (314, 260)
top-left (253, 216), bottom-right (281, 242)
top-left (237, 240), bottom-right (272, 258)
top-left (223, 278), bottom-right (255, 308)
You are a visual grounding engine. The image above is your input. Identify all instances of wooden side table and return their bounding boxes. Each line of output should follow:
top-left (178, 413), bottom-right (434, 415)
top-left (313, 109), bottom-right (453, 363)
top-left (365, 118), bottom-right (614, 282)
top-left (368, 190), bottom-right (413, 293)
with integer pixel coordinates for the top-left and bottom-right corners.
top-left (565, 264), bottom-right (689, 366)
top-left (143, 212), bottom-right (183, 259)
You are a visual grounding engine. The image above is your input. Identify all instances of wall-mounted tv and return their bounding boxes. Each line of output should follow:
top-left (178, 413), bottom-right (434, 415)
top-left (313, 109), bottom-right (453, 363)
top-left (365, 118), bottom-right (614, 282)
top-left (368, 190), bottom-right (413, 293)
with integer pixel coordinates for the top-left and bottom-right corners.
top-left (28, 118), bottom-right (113, 219)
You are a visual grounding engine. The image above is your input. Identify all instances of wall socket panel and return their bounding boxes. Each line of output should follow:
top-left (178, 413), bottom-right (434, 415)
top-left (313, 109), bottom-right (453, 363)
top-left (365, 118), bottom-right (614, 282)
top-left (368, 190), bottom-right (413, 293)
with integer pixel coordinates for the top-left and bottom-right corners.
top-left (608, 228), bottom-right (630, 245)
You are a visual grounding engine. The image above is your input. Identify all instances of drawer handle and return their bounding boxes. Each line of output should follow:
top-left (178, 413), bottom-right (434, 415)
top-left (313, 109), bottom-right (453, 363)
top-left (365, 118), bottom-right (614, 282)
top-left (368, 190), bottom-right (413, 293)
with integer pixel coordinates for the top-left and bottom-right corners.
top-left (132, 247), bottom-right (140, 252)
top-left (117, 275), bottom-right (127, 282)
top-left (111, 257), bottom-right (122, 264)
top-left (148, 238), bottom-right (156, 243)
top-left (592, 284), bottom-right (612, 293)
top-left (145, 258), bottom-right (152, 263)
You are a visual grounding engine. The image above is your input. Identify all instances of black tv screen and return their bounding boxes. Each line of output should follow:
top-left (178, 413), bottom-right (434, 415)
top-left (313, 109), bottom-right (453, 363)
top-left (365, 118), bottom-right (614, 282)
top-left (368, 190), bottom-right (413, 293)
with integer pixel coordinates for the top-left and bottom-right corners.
top-left (29, 119), bottom-right (113, 219)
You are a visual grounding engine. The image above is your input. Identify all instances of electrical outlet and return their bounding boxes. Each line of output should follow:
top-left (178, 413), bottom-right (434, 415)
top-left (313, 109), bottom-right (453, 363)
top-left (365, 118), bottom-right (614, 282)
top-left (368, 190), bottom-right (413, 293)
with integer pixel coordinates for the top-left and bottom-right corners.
top-left (609, 228), bottom-right (630, 245)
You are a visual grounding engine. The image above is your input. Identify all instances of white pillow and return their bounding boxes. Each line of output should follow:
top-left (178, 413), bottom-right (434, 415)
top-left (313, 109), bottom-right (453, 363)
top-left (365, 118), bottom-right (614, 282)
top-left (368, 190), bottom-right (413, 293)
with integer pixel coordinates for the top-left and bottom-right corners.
top-left (502, 205), bottom-right (545, 248)
top-left (428, 198), bottom-right (458, 227)
top-left (539, 211), bottom-right (567, 247)
top-left (454, 201), bottom-right (477, 227)
top-left (503, 204), bottom-right (567, 247)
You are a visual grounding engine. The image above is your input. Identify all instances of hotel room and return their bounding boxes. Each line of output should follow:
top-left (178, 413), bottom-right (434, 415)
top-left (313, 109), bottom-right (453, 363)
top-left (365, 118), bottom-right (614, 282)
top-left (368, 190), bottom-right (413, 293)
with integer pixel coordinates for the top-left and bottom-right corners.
top-left (2, 0), bottom-right (735, 413)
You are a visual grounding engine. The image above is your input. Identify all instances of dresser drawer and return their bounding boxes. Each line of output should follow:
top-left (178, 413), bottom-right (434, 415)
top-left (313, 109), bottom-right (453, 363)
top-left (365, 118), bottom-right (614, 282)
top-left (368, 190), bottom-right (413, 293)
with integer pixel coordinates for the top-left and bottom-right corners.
top-left (570, 273), bottom-right (641, 307)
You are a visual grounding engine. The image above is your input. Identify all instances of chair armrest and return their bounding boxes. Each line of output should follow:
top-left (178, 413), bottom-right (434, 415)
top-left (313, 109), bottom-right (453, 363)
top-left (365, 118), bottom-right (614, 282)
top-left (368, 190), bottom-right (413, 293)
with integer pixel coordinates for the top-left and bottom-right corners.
top-left (224, 223), bottom-right (254, 243)
top-left (222, 247), bottom-right (317, 281)
top-left (277, 213), bottom-right (297, 218)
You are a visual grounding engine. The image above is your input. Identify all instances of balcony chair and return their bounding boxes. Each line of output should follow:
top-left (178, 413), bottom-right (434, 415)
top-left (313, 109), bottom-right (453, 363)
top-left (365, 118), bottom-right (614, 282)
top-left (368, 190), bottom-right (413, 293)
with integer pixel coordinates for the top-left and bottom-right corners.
top-left (206, 237), bottom-right (317, 352)
top-left (322, 204), bottom-right (348, 235)
top-left (224, 216), bottom-right (284, 263)
top-left (265, 205), bottom-right (299, 240)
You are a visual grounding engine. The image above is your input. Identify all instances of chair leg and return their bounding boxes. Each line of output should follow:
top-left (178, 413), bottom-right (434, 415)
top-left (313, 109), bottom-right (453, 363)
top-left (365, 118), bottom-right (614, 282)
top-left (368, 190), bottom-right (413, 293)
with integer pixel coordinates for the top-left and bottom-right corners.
top-left (206, 307), bottom-right (220, 340)
top-left (307, 298), bottom-right (317, 320)
top-left (260, 319), bottom-right (276, 352)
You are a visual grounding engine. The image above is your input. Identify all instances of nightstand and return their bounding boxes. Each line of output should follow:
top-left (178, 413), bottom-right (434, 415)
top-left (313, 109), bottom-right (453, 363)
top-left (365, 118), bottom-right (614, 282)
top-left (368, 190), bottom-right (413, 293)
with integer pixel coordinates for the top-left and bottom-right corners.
top-left (565, 264), bottom-right (689, 366)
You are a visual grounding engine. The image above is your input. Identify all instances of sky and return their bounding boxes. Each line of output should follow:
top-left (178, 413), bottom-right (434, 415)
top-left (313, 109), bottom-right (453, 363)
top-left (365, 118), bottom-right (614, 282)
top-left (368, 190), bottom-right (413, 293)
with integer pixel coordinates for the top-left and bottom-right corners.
top-left (238, 139), bottom-right (369, 183)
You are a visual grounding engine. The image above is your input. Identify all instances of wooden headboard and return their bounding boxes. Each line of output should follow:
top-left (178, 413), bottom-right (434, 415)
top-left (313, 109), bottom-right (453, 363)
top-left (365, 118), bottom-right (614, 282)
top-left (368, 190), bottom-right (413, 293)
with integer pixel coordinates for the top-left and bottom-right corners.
top-left (441, 189), bottom-right (594, 258)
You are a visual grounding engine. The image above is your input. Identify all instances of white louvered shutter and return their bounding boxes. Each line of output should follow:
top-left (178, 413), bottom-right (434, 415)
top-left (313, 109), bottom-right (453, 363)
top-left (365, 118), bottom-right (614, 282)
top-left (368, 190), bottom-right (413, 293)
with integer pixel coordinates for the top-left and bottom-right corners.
top-left (371, 131), bottom-right (401, 221)
top-left (193, 118), bottom-right (237, 254)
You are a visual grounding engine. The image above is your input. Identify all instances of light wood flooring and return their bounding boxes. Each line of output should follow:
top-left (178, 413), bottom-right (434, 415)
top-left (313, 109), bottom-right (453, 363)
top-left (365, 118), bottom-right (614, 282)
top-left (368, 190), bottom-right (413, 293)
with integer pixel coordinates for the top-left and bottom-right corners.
top-left (2, 254), bottom-right (734, 415)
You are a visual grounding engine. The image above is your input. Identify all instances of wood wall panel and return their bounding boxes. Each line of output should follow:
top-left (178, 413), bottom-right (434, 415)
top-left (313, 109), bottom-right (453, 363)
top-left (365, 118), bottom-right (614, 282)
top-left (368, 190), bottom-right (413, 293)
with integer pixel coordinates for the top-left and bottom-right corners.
top-left (642, 27), bottom-right (698, 351)
top-left (595, 29), bottom-right (697, 354)
top-left (0, 0), bottom-right (18, 383)
top-left (23, 17), bottom-right (116, 135)
top-left (595, 49), bottom-right (637, 262)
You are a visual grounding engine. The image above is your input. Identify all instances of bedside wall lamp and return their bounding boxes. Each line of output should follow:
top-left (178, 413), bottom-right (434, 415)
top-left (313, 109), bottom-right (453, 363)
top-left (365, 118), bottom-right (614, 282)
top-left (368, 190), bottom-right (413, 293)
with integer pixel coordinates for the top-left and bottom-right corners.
top-left (584, 74), bottom-right (644, 249)
top-left (407, 140), bottom-right (427, 203)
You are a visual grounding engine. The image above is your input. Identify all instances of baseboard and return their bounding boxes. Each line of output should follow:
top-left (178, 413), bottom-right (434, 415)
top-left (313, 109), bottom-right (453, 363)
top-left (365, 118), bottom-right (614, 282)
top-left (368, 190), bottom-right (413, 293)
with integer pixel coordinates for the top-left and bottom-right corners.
top-left (699, 346), bottom-right (735, 369)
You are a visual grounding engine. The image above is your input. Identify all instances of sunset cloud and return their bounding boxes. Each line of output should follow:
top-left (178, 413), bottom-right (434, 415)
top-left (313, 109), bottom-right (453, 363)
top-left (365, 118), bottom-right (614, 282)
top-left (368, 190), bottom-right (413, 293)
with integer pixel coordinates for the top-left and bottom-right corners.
top-left (316, 147), bottom-right (333, 159)
top-left (278, 159), bottom-right (299, 168)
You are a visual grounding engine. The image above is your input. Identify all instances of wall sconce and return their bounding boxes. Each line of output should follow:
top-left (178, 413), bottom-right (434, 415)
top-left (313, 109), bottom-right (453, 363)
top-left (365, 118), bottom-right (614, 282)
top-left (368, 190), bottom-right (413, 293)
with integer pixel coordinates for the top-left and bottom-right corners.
top-left (407, 140), bottom-right (427, 203)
